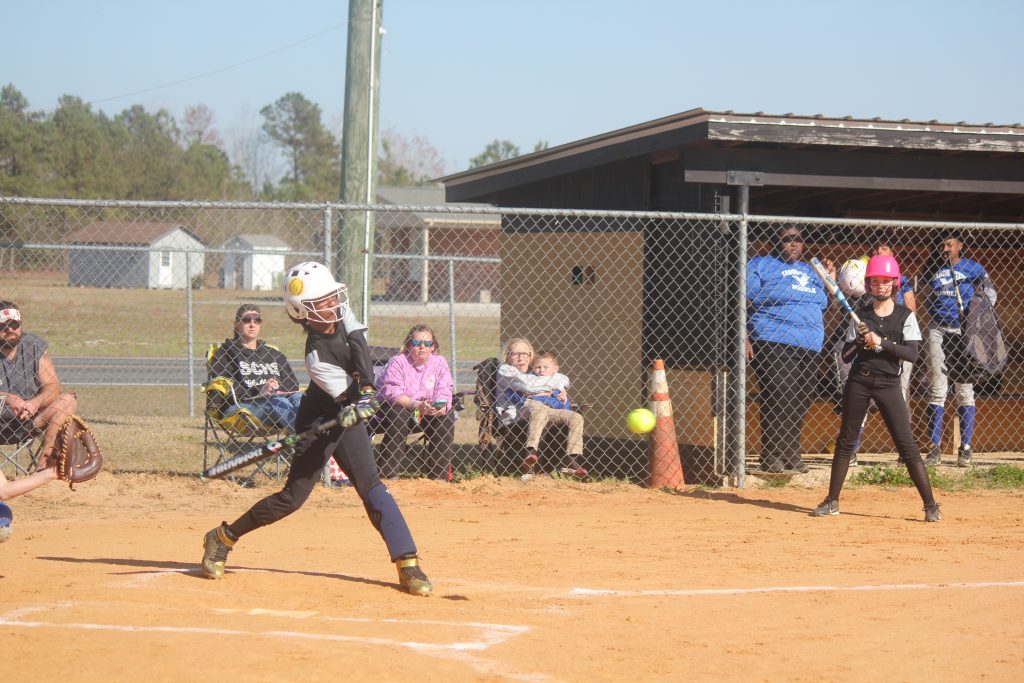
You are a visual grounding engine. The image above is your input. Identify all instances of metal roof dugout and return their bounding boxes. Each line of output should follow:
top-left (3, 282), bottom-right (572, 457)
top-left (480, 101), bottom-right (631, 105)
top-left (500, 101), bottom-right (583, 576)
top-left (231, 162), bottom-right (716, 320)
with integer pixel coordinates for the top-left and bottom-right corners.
top-left (441, 109), bottom-right (1024, 221)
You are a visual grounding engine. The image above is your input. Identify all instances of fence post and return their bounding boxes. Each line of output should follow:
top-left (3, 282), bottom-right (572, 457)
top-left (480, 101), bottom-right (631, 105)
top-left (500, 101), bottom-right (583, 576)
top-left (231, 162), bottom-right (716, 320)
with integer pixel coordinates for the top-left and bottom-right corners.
top-left (448, 259), bottom-right (457, 386)
top-left (422, 224), bottom-right (431, 306)
top-left (185, 249), bottom-right (195, 418)
top-left (734, 187), bottom-right (749, 488)
top-left (322, 205), bottom-right (332, 266)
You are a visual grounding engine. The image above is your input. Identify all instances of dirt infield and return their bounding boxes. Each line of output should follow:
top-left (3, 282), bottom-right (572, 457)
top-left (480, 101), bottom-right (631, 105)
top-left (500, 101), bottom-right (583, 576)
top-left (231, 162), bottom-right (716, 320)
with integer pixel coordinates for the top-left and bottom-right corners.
top-left (2, 473), bottom-right (1023, 682)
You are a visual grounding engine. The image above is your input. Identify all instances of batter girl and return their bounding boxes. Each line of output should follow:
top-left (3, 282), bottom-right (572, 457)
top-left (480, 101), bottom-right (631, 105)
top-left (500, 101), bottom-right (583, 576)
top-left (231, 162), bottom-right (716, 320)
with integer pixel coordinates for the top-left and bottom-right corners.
top-left (200, 261), bottom-right (433, 595)
top-left (813, 254), bottom-right (942, 522)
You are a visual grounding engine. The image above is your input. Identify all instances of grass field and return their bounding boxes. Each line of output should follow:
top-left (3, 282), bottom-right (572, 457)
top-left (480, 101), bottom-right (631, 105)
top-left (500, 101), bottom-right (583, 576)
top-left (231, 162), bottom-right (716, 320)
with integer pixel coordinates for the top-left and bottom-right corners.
top-left (5, 273), bottom-right (500, 359)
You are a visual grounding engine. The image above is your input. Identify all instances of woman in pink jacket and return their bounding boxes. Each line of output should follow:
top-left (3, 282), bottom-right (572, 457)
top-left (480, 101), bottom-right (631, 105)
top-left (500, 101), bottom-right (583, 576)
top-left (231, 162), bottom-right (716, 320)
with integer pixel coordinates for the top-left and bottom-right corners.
top-left (376, 324), bottom-right (455, 480)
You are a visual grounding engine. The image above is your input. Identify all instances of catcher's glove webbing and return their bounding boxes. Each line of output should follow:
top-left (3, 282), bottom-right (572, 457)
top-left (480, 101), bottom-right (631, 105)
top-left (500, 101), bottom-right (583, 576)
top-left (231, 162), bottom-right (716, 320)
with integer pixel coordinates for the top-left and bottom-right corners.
top-left (53, 414), bottom-right (103, 489)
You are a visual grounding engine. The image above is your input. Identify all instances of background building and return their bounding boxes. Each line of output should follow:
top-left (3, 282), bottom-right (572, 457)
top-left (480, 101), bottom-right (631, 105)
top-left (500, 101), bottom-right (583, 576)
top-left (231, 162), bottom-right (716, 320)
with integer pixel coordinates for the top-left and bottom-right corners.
top-left (65, 222), bottom-right (206, 289)
top-left (220, 234), bottom-right (290, 291)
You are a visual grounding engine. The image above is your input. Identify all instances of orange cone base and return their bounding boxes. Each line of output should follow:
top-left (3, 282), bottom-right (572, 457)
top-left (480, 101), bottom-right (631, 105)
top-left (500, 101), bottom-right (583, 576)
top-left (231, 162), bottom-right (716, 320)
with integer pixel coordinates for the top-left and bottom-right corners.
top-left (648, 416), bottom-right (685, 489)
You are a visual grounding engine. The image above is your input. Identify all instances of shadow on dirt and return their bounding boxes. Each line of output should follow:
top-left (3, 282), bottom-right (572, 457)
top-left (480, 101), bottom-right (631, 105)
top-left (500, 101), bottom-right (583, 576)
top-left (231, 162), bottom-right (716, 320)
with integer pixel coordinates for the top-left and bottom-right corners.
top-left (37, 555), bottom-right (406, 591)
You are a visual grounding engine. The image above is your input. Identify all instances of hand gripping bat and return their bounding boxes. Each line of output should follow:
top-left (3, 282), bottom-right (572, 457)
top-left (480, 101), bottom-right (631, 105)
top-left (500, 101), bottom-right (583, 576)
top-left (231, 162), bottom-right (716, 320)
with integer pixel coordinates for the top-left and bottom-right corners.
top-left (200, 416), bottom-right (340, 480)
top-left (809, 256), bottom-right (878, 350)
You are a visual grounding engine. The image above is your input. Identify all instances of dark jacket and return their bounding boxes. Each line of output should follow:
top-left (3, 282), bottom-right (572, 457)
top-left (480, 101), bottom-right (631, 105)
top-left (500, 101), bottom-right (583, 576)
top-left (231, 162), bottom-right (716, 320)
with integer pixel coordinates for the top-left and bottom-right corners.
top-left (208, 338), bottom-right (299, 403)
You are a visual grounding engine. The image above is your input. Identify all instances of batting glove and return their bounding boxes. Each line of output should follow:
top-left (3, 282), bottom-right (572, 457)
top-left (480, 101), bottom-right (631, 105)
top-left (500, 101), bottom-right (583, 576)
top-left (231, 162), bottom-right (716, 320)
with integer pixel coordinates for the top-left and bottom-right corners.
top-left (337, 390), bottom-right (380, 429)
top-left (338, 404), bottom-right (360, 429)
top-left (354, 389), bottom-right (380, 423)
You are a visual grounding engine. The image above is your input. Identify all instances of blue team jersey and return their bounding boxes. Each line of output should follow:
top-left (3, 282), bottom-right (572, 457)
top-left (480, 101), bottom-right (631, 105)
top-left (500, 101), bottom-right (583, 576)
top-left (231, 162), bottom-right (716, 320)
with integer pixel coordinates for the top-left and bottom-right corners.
top-left (927, 258), bottom-right (988, 326)
top-left (747, 256), bottom-right (829, 352)
top-left (896, 275), bottom-right (912, 306)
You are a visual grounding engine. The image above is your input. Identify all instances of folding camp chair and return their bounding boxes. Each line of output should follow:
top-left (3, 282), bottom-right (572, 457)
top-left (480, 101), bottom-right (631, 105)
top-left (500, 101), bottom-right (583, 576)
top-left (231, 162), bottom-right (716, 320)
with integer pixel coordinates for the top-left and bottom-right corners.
top-left (201, 344), bottom-right (293, 487)
top-left (0, 397), bottom-right (45, 479)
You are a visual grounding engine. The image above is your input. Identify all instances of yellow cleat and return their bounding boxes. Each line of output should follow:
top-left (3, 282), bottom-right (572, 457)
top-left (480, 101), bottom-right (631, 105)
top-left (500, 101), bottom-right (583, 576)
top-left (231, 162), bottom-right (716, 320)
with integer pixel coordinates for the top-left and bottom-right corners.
top-left (201, 523), bottom-right (237, 579)
top-left (396, 556), bottom-right (432, 596)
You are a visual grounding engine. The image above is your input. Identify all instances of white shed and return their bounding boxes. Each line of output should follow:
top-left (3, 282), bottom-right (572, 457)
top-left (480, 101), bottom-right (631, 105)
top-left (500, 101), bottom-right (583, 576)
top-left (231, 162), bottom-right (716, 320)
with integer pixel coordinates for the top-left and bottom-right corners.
top-left (221, 234), bottom-right (290, 291)
top-left (64, 222), bottom-right (206, 289)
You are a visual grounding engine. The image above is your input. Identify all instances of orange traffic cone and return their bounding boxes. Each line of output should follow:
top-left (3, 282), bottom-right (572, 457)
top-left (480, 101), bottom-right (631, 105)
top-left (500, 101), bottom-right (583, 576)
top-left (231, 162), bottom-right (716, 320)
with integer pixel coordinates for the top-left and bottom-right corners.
top-left (647, 359), bottom-right (685, 489)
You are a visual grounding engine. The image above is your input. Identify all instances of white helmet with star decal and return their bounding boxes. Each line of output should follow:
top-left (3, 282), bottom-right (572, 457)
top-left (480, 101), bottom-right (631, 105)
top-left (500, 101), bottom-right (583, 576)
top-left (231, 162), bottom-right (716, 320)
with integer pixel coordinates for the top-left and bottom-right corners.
top-left (283, 261), bottom-right (349, 323)
top-left (837, 256), bottom-right (869, 298)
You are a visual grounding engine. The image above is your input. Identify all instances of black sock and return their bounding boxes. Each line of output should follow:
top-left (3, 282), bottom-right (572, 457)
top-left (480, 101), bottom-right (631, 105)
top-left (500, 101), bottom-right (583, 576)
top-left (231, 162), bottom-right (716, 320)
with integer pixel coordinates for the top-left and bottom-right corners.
top-left (906, 458), bottom-right (936, 507)
top-left (826, 453), bottom-right (853, 501)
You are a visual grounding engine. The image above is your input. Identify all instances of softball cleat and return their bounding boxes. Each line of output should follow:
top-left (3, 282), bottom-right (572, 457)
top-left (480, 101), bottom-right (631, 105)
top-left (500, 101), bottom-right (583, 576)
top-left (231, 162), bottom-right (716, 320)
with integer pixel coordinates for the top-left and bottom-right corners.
top-left (396, 556), bottom-right (433, 596)
top-left (201, 523), bottom-right (237, 579)
top-left (811, 499), bottom-right (839, 517)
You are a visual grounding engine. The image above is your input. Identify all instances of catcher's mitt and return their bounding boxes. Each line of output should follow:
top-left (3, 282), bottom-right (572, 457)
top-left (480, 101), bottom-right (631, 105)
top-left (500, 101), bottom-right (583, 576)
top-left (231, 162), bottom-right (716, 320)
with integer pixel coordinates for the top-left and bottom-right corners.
top-left (52, 414), bottom-right (103, 489)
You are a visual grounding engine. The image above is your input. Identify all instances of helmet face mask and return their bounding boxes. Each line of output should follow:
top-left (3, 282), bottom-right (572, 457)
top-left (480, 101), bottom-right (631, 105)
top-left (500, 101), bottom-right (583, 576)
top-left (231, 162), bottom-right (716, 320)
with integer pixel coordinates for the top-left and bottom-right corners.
top-left (302, 286), bottom-right (349, 323)
top-left (284, 261), bottom-right (348, 323)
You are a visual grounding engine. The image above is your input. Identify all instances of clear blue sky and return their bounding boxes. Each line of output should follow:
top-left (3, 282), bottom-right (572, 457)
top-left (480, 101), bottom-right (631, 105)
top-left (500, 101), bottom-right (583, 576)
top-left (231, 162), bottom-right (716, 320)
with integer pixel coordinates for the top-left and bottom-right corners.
top-left (7, 0), bottom-right (1023, 174)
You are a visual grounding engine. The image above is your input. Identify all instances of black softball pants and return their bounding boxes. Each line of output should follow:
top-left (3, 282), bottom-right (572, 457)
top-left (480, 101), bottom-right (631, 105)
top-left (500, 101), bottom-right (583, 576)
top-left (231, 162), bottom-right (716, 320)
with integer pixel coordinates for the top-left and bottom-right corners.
top-left (751, 341), bottom-right (818, 468)
top-left (377, 402), bottom-right (455, 480)
top-left (827, 370), bottom-right (935, 506)
top-left (227, 419), bottom-right (418, 561)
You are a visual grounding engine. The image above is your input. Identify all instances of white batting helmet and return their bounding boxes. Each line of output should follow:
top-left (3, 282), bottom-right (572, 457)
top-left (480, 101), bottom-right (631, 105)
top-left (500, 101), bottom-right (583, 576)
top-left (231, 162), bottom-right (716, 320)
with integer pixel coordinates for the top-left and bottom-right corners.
top-left (837, 256), bottom-right (869, 298)
top-left (283, 261), bottom-right (349, 323)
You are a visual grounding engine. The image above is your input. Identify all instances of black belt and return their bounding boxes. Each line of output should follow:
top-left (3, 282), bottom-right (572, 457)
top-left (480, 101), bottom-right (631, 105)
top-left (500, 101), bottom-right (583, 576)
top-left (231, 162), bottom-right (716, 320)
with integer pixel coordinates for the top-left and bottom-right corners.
top-left (858, 367), bottom-right (897, 378)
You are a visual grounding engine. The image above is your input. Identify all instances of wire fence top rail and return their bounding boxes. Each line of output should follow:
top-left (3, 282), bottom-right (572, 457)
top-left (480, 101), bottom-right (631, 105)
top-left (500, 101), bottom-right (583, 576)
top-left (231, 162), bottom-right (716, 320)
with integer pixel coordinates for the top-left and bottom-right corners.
top-left (4, 195), bottom-right (1024, 230)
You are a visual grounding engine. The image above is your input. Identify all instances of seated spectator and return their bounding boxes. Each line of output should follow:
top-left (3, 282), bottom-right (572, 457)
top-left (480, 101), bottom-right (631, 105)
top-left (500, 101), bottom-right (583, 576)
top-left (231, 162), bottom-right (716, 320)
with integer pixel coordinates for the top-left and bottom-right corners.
top-left (208, 304), bottom-right (302, 431)
top-left (0, 301), bottom-right (78, 464)
top-left (496, 338), bottom-right (586, 479)
top-left (521, 351), bottom-right (585, 479)
top-left (375, 324), bottom-right (455, 480)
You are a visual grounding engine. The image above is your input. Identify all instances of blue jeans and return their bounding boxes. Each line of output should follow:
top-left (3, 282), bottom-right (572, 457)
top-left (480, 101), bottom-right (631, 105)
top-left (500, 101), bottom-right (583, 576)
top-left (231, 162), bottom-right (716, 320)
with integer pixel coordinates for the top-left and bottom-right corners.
top-left (224, 393), bottom-right (302, 431)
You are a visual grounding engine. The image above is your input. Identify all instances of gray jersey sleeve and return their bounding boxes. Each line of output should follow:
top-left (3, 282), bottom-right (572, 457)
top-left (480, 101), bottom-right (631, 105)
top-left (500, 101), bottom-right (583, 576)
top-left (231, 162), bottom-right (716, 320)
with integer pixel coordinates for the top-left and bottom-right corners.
top-left (341, 306), bottom-right (367, 334)
top-left (903, 312), bottom-right (922, 342)
top-left (305, 349), bottom-right (355, 400)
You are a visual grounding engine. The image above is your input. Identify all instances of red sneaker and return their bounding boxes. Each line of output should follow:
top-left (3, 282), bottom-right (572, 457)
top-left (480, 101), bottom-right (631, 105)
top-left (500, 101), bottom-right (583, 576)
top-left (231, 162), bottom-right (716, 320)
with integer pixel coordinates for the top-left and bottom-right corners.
top-left (558, 460), bottom-right (588, 478)
top-left (521, 451), bottom-right (539, 473)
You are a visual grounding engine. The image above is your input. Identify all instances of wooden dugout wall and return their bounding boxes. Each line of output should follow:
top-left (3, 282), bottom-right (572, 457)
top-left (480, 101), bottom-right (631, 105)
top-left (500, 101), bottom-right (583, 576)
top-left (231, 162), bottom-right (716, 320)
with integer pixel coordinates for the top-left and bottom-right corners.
top-left (499, 229), bottom-right (646, 440)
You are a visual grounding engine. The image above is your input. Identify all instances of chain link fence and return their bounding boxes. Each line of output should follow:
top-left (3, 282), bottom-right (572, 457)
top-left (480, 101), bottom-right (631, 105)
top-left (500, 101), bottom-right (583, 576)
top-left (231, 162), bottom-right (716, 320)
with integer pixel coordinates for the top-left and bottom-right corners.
top-left (2, 196), bottom-right (1023, 485)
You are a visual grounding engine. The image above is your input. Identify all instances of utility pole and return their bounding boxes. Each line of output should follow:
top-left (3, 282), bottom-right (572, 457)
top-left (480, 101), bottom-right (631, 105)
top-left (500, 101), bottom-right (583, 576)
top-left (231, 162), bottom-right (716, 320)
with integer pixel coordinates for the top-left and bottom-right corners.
top-left (339, 0), bottom-right (382, 321)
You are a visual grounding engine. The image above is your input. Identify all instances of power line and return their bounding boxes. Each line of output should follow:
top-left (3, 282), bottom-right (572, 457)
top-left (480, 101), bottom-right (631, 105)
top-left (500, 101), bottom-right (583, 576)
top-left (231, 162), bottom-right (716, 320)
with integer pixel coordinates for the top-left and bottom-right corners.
top-left (88, 21), bottom-right (346, 107)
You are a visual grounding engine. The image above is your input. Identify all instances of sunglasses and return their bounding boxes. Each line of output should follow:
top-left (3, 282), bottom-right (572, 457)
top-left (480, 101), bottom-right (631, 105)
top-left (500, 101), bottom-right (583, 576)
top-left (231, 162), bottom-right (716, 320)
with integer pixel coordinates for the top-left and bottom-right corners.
top-left (0, 320), bottom-right (22, 332)
top-left (239, 316), bottom-right (262, 324)
top-left (409, 339), bottom-right (434, 348)
top-left (780, 235), bottom-right (803, 244)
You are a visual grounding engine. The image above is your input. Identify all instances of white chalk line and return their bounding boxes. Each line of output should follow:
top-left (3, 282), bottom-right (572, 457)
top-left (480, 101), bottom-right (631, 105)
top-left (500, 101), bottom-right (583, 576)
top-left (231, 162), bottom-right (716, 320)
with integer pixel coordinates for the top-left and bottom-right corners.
top-left (88, 562), bottom-right (1024, 603)
top-left (0, 599), bottom-right (545, 683)
top-left (568, 579), bottom-right (1024, 598)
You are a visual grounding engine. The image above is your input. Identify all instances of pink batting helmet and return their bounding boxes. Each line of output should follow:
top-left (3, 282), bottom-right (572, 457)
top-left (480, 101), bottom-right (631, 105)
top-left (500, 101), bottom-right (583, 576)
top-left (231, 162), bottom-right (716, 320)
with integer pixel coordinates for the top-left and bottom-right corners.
top-left (865, 254), bottom-right (900, 281)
